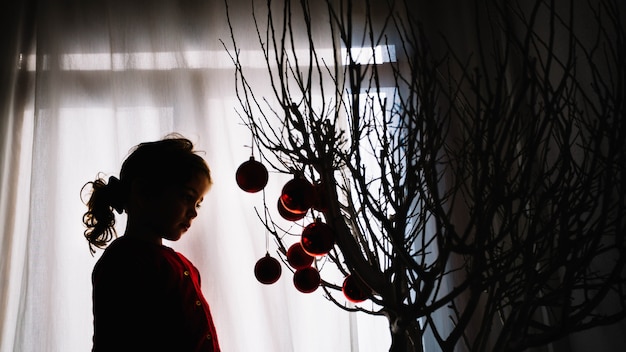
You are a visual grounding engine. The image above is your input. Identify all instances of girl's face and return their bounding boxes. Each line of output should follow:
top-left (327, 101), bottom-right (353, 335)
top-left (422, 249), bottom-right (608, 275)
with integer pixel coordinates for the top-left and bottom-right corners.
top-left (144, 172), bottom-right (211, 242)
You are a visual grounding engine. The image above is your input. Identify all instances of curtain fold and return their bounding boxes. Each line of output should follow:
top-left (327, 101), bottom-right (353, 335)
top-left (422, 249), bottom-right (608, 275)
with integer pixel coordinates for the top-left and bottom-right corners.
top-left (0, 1), bottom-right (37, 351)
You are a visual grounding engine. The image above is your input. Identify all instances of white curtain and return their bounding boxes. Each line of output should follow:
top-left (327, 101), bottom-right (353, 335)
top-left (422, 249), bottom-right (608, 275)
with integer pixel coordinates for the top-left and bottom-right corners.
top-left (0, 0), bottom-right (390, 351)
top-left (2, 0), bottom-right (625, 351)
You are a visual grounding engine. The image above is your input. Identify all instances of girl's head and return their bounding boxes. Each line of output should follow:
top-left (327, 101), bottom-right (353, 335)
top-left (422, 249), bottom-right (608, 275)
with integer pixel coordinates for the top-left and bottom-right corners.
top-left (82, 134), bottom-right (211, 253)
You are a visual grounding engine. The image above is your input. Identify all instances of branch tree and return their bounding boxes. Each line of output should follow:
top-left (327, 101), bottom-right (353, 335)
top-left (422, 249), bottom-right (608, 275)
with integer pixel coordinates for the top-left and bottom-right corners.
top-left (224, 0), bottom-right (626, 351)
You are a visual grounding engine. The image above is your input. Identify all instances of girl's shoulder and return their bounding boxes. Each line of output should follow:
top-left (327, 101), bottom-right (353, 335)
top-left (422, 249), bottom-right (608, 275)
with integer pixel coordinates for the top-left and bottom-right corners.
top-left (102, 235), bottom-right (165, 258)
top-left (93, 236), bottom-right (174, 275)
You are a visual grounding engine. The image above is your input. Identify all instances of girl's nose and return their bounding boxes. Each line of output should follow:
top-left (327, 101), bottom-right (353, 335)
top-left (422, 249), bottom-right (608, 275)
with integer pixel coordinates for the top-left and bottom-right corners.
top-left (188, 207), bottom-right (198, 219)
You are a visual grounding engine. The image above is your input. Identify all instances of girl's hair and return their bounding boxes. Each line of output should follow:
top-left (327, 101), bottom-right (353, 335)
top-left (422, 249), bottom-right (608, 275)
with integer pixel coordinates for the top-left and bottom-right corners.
top-left (82, 134), bottom-right (211, 254)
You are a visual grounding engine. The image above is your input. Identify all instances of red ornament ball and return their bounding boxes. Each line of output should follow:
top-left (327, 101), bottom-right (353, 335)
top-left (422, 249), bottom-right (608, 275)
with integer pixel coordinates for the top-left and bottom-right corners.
top-left (301, 219), bottom-right (335, 256)
top-left (280, 177), bottom-right (314, 214)
top-left (286, 242), bottom-right (315, 270)
top-left (236, 156), bottom-right (269, 193)
top-left (342, 274), bottom-right (369, 303)
top-left (254, 254), bottom-right (282, 285)
top-left (293, 267), bottom-right (321, 293)
top-left (277, 198), bottom-right (306, 221)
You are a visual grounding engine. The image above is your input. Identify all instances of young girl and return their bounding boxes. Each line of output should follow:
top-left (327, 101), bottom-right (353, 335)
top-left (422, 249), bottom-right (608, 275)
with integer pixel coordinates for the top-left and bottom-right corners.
top-left (82, 135), bottom-right (221, 352)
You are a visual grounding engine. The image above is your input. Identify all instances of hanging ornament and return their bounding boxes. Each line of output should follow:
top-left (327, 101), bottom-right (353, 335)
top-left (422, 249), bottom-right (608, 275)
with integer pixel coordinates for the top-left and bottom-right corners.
top-left (300, 219), bottom-right (335, 256)
top-left (277, 198), bottom-right (306, 221)
top-left (254, 253), bottom-right (282, 284)
top-left (342, 274), bottom-right (370, 303)
top-left (236, 156), bottom-right (269, 193)
top-left (293, 267), bottom-right (321, 293)
top-left (280, 177), bottom-right (314, 214)
top-left (286, 242), bottom-right (315, 270)
top-left (312, 182), bottom-right (330, 213)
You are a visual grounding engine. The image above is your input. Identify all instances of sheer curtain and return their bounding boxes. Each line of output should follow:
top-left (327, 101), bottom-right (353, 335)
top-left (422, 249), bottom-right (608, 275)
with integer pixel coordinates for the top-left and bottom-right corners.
top-left (0, 0), bottom-right (390, 351)
top-left (2, 1), bottom-right (625, 352)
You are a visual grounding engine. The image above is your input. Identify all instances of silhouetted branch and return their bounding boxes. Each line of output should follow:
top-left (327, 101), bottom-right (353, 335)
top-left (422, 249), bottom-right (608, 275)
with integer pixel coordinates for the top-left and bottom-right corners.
top-left (224, 0), bottom-right (626, 351)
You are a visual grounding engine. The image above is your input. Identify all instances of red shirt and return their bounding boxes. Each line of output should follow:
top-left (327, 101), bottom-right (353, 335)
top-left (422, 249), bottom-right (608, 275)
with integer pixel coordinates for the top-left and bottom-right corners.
top-left (92, 236), bottom-right (220, 352)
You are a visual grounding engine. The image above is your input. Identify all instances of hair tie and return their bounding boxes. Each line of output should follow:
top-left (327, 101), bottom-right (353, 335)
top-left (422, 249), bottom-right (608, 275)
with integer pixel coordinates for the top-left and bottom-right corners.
top-left (107, 176), bottom-right (125, 214)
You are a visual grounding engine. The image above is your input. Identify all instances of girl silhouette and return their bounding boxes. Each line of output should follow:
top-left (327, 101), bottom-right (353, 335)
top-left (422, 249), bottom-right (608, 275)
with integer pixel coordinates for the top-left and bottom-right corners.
top-left (82, 135), bottom-right (221, 352)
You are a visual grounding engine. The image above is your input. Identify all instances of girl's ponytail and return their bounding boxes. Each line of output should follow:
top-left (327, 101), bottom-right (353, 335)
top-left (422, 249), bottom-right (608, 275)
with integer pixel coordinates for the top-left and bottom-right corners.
top-left (82, 176), bottom-right (125, 254)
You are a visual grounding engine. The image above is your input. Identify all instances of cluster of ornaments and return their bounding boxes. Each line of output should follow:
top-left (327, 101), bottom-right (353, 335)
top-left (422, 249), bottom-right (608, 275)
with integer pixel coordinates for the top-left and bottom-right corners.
top-left (236, 156), bottom-right (369, 302)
